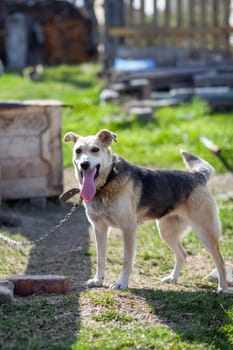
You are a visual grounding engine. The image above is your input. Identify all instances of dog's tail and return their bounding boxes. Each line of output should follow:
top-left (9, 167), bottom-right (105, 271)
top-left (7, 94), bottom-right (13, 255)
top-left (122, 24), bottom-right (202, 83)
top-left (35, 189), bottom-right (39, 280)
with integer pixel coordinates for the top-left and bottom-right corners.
top-left (180, 150), bottom-right (214, 181)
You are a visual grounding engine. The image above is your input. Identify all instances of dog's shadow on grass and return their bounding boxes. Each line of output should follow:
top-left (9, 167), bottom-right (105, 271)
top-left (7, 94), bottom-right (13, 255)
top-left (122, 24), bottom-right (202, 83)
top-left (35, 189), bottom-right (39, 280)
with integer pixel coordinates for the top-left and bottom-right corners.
top-left (0, 201), bottom-right (92, 349)
top-left (25, 202), bottom-right (92, 291)
top-left (131, 287), bottom-right (233, 349)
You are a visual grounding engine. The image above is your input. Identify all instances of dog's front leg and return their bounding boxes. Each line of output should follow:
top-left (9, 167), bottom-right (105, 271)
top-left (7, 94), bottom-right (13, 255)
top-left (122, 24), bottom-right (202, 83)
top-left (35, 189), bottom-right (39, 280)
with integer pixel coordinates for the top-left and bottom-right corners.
top-left (87, 221), bottom-right (108, 288)
top-left (111, 223), bottom-right (137, 290)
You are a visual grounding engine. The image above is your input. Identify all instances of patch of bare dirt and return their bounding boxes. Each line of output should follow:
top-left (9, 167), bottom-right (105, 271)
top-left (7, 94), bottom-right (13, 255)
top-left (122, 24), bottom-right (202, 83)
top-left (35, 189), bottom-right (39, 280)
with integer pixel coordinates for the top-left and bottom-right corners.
top-left (209, 173), bottom-right (233, 200)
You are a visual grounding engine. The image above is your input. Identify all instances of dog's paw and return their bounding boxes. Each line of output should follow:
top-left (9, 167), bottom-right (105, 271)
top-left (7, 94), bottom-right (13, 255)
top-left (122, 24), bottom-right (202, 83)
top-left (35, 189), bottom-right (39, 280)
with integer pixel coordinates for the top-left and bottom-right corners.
top-left (110, 282), bottom-right (128, 290)
top-left (162, 275), bottom-right (177, 284)
top-left (207, 266), bottom-right (233, 286)
top-left (86, 278), bottom-right (103, 288)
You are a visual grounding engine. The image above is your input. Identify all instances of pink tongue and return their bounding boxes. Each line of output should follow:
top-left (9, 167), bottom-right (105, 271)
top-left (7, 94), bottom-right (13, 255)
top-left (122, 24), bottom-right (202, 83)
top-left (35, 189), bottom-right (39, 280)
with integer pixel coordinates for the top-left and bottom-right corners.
top-left (80, 168), bottom-right (96, 201)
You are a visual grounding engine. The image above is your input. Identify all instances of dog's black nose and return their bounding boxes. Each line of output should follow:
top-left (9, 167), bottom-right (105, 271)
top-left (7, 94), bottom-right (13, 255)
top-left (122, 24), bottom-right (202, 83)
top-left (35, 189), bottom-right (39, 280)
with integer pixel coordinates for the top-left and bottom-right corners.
top-left (80, 161), bottom-right (90, 170)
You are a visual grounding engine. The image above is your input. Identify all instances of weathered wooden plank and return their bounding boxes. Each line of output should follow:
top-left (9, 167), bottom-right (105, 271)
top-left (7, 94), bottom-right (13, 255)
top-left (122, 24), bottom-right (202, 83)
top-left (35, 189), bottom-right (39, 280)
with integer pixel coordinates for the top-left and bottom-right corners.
top-left (188, 0), bottom-right (196, 49)
top-left (121, 66), bottom-right (207, 81)
top-left (213, 0), bottom-right (219, 49)
top-left (200, 0), bottom-right (206, 27)
top-left (223, 0), bottom-right (231, 50)
top-left (176, 0), bottom-right (182, 27)
top-left (1, 177), bottom-right (47, 199)
top-left (0, 136), bottom-right (40, 159)
top-left (213, 0), bottom-right (219, 27)
top-left (126, 0), bottom-right (134, 26)
top-left (125, 0), bottom-right (132, 25)
top-left (163, 0), bottom-right (171, 46)
top-left (108, 26), bottom-right (233, 39)
top-left (200, 0), bottom-right (207, 48)
top-left (41, 127), bottom-right (51, 163)
top-left (189, 0), bottom-right (195, 28)
top-left (2, 176), bottom-right (63, 199)
top-left (45, 106), bottom-right (63, 188)
top-left (194, 73), bottom-right (233, 87)
top-left (0, 165), bottom-right (1, 205)
top-left (140, 0), bottom-right (145, 25)
top-left (104, 0), bottom-right (124, 67)
top-left (0, 108), bottom-right (49, 136)
top-left (118, 66), bottom-right (208, 90)
top-left (1, 158), bottom-right (49, 180)
top-left (125, 98), bottom-right (179, 112)
top-left (196, 89), bottom-right (233, 108)
top-left (217, 64), bottom-right (233, 73)
top-left (152, 0), bottom-right (158, 26)
top-left (0, 100), bottom-right (64, 107)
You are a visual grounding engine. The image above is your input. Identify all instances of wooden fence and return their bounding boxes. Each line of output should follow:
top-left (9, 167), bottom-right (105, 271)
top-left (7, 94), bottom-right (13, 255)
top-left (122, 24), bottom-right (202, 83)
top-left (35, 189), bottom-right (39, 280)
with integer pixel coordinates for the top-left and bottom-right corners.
top-left (104, 0), bottom-right (233, 67)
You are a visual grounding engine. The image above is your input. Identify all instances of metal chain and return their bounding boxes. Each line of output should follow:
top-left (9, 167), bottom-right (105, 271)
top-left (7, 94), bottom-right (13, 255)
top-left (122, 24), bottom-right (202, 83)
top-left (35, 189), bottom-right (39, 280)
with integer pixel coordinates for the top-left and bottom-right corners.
top-left (0, 198), bottom-right (83, 247)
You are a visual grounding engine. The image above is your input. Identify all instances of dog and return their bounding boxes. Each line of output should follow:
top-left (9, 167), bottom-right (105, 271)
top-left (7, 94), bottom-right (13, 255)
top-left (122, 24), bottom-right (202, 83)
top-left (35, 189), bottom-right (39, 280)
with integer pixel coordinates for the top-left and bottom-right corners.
top-left (64, 129), bottom-right (229, 292)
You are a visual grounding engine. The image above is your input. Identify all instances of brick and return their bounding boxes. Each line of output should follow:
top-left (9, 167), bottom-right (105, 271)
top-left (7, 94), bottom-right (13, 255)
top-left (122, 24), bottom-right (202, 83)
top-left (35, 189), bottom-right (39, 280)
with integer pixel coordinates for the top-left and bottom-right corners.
top-left (9, 275), bottom-right (71, 296)
top-left (0, 280), bottom-right (14, 304)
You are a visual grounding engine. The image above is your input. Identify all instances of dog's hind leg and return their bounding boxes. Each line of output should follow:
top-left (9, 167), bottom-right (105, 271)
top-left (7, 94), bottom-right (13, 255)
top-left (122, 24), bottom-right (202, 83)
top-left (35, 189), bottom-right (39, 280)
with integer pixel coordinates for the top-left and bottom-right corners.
top-left (111, 222), bottom-right (137, 290)
top-left (157, 215), bottom-right (190, 283)
top-left (188, 195), bottom-right (228, 292)
top-left (87, 221), bottom-right (108, 288)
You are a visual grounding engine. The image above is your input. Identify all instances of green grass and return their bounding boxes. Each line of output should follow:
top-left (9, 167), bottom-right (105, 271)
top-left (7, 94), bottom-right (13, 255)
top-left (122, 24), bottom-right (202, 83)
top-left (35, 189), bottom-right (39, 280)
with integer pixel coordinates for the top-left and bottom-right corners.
top-left (0, 199), bottom-right (232, 349)
top-left (0, 64), bottom-right (232, 171)
top-left (0, 64), bottom-right (233, 349)
top-left (74, 290), bottom-right (233, 350)
top-left (0, 294), bottom-right (80, 349)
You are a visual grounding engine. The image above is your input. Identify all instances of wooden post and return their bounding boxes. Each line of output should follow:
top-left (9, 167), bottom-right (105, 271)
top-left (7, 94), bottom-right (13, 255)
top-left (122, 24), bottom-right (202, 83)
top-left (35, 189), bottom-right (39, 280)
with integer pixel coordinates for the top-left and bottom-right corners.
top-left (104, 0), bottom-right (124, 69)
top-left (140, 0), bottom-right (145, 25)
top-left (223, 0), bottom-right (231, 51)
top-left (189, 0), bottom-right (195, 49)
top-left (176, 0), bottom-right (182, 27)
top-left (213, 0), bottom-right (219, 49)
top-left (0, 164), bottom-right (1, 206)
top-left (84, 0), bottom-right (97, 54)
top-left (200, 0), bottom-right (207, 49)
top-left (153, 0), bottom-right (158, 26)
top-left (164, 0), bottom-right (171, 46)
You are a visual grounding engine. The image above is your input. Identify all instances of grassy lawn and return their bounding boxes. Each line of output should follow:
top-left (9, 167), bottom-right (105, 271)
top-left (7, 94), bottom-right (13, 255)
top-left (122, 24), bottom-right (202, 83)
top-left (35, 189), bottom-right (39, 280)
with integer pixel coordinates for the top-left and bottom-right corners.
top-left (0, 64), bottom-right (233, 349)
top-left (0, 203), bottom-right (232, 350)
top-left (0, 64), bottom-right (232, 170)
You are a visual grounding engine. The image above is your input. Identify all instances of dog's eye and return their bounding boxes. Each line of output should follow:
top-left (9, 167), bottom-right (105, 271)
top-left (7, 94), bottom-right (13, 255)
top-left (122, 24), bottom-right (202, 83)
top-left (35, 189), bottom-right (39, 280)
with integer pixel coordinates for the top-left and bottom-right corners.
top-left (75, 148), bottom-right (82, 154)
top-left (91, 147), bottom-right (99, 153)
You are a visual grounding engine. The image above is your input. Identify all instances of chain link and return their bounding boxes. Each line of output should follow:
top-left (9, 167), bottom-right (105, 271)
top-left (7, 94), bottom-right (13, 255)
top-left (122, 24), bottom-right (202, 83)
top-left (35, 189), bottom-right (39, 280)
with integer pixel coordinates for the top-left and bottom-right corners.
top-left (0, 198), bottom-right (83, 247)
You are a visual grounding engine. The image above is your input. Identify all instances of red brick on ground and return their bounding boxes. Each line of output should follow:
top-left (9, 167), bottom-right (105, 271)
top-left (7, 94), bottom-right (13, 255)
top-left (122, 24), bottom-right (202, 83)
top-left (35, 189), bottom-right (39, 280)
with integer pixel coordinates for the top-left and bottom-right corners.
top-left (9, 275), bottom-right (71, 296)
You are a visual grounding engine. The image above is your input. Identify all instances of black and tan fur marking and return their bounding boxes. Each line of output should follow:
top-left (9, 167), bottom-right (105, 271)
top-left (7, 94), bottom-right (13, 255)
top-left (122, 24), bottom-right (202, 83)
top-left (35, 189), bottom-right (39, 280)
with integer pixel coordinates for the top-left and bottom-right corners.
top-left (64, 129), bottom-right (229, 292)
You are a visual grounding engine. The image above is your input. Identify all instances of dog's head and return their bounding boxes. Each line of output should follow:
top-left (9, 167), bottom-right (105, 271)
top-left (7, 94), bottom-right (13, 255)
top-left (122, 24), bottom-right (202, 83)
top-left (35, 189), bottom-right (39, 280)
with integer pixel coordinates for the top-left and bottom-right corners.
top-left (64, 129), bottom-right (117, 201)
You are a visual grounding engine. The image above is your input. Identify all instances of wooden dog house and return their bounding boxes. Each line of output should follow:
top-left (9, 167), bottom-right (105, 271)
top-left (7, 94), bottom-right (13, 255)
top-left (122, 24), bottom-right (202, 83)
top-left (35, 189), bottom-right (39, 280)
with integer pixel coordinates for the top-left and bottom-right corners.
top-left (0, 100), bottom-right (64, 203)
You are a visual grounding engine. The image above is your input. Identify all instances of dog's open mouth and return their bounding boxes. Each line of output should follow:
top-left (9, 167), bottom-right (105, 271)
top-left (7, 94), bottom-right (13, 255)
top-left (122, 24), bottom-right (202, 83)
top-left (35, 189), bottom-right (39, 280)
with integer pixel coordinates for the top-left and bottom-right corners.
top-left (80, 164), bottom-right (100, 201)
top-left (81, 164), bottom-right (100, 181)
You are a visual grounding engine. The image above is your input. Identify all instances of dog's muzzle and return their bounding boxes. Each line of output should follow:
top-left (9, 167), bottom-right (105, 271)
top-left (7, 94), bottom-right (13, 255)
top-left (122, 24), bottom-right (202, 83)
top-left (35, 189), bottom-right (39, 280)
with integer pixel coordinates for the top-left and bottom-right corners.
top-left (80, 160), bottom-right (90, 170)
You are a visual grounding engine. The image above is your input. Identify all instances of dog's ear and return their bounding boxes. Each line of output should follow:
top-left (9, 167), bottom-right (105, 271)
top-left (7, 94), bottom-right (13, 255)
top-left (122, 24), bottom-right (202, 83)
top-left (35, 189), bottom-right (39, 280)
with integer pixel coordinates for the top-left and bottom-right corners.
top-left (64, 132), bottom-right (79, 143)
top-left (97, 129), bottom-right (117, 146)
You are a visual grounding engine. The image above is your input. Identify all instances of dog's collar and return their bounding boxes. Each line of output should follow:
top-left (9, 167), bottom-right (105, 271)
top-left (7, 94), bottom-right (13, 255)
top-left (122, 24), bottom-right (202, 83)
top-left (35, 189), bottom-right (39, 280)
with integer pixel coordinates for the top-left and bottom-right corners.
top-left (97, 156), bottom-right (117, 192)
top-left (59, 188), bottom-right (80, 202)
